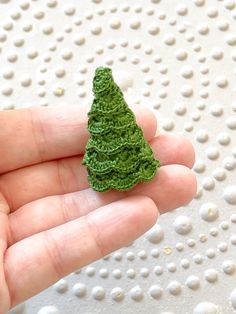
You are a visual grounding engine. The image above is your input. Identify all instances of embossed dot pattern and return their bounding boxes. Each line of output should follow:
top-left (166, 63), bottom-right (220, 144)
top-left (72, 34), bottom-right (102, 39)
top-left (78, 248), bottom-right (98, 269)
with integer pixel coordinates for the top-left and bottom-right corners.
top-left (4, 0), bottom-right (236, 313)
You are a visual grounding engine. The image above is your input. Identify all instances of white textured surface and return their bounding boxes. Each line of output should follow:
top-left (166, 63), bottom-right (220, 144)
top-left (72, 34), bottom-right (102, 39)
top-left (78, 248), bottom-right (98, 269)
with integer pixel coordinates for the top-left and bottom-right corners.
top-left (1, 0), bottom-right (236, 313)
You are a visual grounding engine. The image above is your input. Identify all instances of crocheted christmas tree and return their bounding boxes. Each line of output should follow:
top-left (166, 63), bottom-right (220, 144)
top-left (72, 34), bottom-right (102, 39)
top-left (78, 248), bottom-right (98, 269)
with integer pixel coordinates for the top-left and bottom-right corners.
top-left (83, 67), bottom-right (161, 192)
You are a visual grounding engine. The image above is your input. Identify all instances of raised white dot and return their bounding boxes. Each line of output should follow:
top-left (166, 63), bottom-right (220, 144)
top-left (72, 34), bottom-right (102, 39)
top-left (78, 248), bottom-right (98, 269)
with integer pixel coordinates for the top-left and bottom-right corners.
top-left (193, 302), bottom-right (219, 314)
top-left (223, 185), bottom-right (236, 204)
top-left (91, 286), bottom-right (105, 300)
top-left (175, 49), bottom-right (188, 61)
top-left (226, 117), bottom-right (236, 129)
top-left (184, 122), bottom-right (194, 132)
top-left (209, 227), bottom-right (218, 237)
top-left (204, 268), bottom-right (218, 283)
top-left (222, 260), bottom-right (235, 275)
top-left (20, 76), bottom-right (31, 87)
top-left (162, 119), bottom-right (174, 131)
top-left (64, 4), bottom-right (75, 15)
top-left (195, 129), bottom-right (209, 143)
top-left (176, 3), bottom-right (188, 15)
top-left (206, 248), bottom-right (216, 259)
top-left (231, 235), bottom-right (236, 245)
top-left (193, 254), bottom-right (204, 264)
top-left (148, 285), bottom-right (163, 299)
top-left (33, 9), bottom-right (44, 19)
top-left (212, 168), bottom-right (226, 181)
top-left (2, 19), bottom-right (13, 31)
top-left (175, 243), bottom-right (184, 252)
top-left (167, 281), bottom-right (182, 296)
top-left (218, 19), bottom-right (229, 32)
top-left (113, 70), bottom-right (133, 92)
top-left (148, 23), bottom-right (160, 35)
top-left (126, 251), bottom-right (135, 261)
top-left (194, 0), bottom-right (205, 6)
top-left (224, 0), bottom-right (235, 10)
top-left (145, 224), bottom-right (164, 244)
top-left (226, 34), bottom-right (236, 46)
top-left (151, 248), bottom-right (160, 258)
top-left (53, 279), bottom-right (68, 294)
top-left (215, 76), bottom-right (228, 88)
top-left (13, 36), bottom-right (24, 47)
top-left (202, 177), bottom-right (215, 190)
top-left (218, 242), bottom-right (228, 252)
top-left (199, 203), bottom-right (219, 222)
top-left (22, 22), bottom-right (32, 32)
top-left (54, 66), bottom-right (66, 78)
top-left (210, 47), bottom-right (223, 60)
top-left (230, 289), bottom-right (236, 309)
top-left (193, 160), bottom-right (206, 173)
top-left (163, 33), bottom-right (176, 45)
top-left (129, 19), bottom-right (141, 30)
top-left (167, 263), bottom-right (176, 273)
top-left (180, 85), bottom-right (193, 97)
top-left (206, 146), bottom-right (219, 160)
top-left (185, 275), bottom-right (200, 290)
top-left (113, 252), bottom-right (122, 261)
top-left (26, 48), bottom-right (38, 59)
top-left (173, 215), bottom-right (192, 235)
top-left (90, 23), bottom-right (102, 35)
top-left (210, 104), bottom-right (223, 117)
top-left (154, 265), bottom-right (163, 275)
top-left (126, 268), bottom-right (136, 279)
top-left (85, 266), bottom-right (95, 276)
top-left (112, 269), bottom-right (122, 279)
top-left (1, 85), bottom-right (13, 96)
top-left (217, 132), bottom-right (230, 145)
top-left (223, 157), bottom-right (236, 171)
top-left (130, 286), bottom-right (144, 301)
top-left (140, 267), bottom-right (149, 277)
top-left (0, 32), bottom-right (7, 42)
top-left (206, 6), bottom-right (218, 17)
top-left (109, 17), bottom-right (121, 29)
top-left (111, 287), bottom-right (124, 302)
top-left (197, 23), bottom-right (209, 35)
top-left (173, 103), bottom-right (187, 115)
top-left (73, 34), bottom-right (85, 46)
top-left (3, 102), bottom-right (14, 110)
top-left (37, 306), bottom-right (60, 314)
top-left (2, 68), bottom-right (14, 79)
top-left (231, 215), bottom-right (236, 223)
top-left (180, 258), bottom-right (190, 269)
top-left (99, 268), bottom-right (109, 278)
top-left (42, 23), bottom-right (53, 35)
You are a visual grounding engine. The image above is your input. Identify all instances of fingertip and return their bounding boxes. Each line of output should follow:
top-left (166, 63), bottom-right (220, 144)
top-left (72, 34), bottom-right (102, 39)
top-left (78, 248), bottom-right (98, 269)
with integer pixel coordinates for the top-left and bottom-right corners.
top-left (151, 133), bottom-right (196, 168)
top-left (157, 165), bottom-right (197, 213)
top-left (130, 104), bottom-right (158, 141)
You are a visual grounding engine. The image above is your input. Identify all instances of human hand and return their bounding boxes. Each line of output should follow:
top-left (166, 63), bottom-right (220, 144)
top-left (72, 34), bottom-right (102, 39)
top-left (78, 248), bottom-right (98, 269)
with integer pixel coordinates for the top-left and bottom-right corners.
top-left (0, 105), bottom-right (196, 313)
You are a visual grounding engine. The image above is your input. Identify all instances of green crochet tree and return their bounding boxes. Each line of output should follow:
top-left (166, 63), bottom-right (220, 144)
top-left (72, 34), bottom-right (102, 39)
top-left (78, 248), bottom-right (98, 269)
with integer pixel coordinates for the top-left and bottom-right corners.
top-left (83, 67), bottom-right (161, 192)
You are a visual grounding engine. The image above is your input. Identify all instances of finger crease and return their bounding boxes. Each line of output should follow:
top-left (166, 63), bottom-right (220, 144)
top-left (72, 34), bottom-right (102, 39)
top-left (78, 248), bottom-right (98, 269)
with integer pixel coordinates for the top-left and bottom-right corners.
top-left (43, 230), bottom-right (64, 279)
top-left (85, 215), bottom-right (106, 258)
top-left (59, 195), bottom-right (72, 223)
top-left (29, 108), bottom-right (47, 163)
top-left (56, 160), bottom-right (67, 195)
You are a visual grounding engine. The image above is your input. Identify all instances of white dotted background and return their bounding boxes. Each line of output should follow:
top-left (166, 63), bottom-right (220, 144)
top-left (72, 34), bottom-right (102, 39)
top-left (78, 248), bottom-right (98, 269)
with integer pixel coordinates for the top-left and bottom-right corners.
top-left (1, 0), bottom-right (236, 313)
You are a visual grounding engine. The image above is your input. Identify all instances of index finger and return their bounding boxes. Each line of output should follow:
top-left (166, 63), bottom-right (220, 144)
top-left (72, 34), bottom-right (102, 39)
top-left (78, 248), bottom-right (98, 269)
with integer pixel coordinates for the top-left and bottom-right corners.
top-left (0, 104), bottom-right (157, 174)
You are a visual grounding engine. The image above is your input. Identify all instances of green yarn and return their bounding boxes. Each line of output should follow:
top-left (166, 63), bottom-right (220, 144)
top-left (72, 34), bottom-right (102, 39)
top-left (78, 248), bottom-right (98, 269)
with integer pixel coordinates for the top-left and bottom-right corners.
top-left (83, 67), bottom-right (161, 192)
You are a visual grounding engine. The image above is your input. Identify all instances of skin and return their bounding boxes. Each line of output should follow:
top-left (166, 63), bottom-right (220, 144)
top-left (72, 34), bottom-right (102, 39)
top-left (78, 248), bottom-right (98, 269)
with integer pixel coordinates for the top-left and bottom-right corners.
top-left (0, 104), bottom-right (197, 313)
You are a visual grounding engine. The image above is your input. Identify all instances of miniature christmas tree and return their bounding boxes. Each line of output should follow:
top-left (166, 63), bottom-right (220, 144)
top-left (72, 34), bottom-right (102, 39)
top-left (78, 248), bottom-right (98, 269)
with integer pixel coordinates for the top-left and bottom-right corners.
top-left (82, 67), bottom-right (161, 192)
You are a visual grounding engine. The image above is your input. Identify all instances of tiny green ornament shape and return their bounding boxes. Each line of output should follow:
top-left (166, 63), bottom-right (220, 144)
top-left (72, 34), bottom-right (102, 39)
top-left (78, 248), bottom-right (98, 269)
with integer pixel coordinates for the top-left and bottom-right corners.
top-left (83, 67), bottom-right (161, 192)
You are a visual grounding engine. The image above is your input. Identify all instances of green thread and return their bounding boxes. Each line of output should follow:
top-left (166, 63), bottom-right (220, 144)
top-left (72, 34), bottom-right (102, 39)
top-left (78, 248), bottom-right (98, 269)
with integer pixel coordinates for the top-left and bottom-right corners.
top-left (83, 67), bottom-right (161, 192)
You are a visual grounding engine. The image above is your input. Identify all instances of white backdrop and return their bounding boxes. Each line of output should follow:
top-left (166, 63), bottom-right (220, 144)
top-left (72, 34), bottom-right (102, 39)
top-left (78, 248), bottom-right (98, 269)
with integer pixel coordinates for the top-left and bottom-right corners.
top-left (0, 0), bottom-right (236, 313)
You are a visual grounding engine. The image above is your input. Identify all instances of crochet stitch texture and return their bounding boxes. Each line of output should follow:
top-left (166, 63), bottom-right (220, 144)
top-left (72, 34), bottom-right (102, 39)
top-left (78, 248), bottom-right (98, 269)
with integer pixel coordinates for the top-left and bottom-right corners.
top-left (83, 67), bottom-right (161, 192)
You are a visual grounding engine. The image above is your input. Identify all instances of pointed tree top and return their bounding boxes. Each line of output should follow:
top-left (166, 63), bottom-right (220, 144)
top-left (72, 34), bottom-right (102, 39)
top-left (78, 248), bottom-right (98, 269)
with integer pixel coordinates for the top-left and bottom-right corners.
top-left (93, 67), bottom-right (114, 95)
